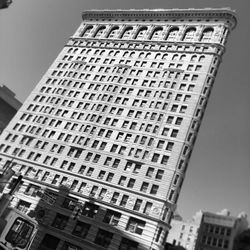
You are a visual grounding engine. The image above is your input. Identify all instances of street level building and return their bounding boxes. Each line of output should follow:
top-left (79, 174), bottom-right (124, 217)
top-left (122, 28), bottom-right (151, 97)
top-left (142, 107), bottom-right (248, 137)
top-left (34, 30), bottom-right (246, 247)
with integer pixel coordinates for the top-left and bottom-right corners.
top-left (0, 9), bottom-right (236, 250)
top-left (233, 229), bottom-right (250, 250)
top-left (0, 85), bottom-right (21, 134)
top-left (167, 211), bottom-right (202, 250)
top-left (195, 210), bottom-right (248, 250)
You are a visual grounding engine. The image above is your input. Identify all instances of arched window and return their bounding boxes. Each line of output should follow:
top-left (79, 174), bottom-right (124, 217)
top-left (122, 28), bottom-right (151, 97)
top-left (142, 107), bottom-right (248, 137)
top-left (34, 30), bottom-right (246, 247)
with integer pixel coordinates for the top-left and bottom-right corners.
top-left (200, 27), bottom-right (214, 42)
top-left (107, 26), bottom-right (119, 38)
top-left (81, 25), bottom-right (93, 37)
top-left (94, 26), bottom-right (106, 38)
top-left (139, 52), bottom-right (145, 58)
top-left (100, 50), bottom-right (105, 55)
top-left (162, 53), bottom-right (168, 60)
top-left (155, 53), bottom-right (161, 59)
top-left (150, 27), bottom-right (164, 40)
top-left (180, 55), bottom-right (186, 61)
top-left (123, 51), bottom-right (129, 57)
top-left (121, 27), bottom-right (133, 39)
top-left (191, 55), bottom-right (197, 62)
top-left (183, 27), bottom-right (196, 42)
top-left (108, 50), bottom-right (114, 56)
top-left (145, 52), bottom-right (151, 59)
top-left (130, 51), bottom-right (135, 58)
top-left (166, 27), bottom-right (179, 41)
top-left (199, 55), bottom-right (205, 62)
top-left (135, 27), bottom-right (148, 39)
top-left (172, 54), bottom-right (178, 61)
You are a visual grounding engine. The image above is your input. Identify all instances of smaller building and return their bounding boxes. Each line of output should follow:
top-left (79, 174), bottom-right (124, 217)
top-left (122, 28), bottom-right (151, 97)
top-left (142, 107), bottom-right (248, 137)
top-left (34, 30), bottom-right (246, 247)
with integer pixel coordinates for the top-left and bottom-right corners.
top-left (166, 211), bottom-right (202, 250)
top-left (165, 242), bottom-right (186, 250)
top-left (0, 85), bottom-right (21, 134)
top-left (233, 229), bottom-right (250, 250)
top-left (195, 209), bottom-right (248, 250)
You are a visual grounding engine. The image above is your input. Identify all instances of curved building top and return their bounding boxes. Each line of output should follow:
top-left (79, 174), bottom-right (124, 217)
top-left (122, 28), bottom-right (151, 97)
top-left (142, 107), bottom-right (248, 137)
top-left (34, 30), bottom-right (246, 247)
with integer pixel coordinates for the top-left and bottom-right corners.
top-left (82, 8), bottom-right (237, 30)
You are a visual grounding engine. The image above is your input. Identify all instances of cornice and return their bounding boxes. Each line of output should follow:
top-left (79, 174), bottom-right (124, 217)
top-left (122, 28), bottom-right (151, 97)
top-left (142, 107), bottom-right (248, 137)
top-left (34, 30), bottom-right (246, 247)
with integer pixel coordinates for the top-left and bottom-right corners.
top-left (82, 8), bottom-right (237, 30)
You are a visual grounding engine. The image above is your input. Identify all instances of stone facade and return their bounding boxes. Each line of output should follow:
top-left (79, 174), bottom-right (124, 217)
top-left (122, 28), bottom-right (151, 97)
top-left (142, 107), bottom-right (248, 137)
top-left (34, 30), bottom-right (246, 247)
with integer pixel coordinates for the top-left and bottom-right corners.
top-left (0, 9), bottom-right (236, 250)
top-left (195, 210), bottom-right (248, 250)
top-left (167, 211), bottom-right (202, 250)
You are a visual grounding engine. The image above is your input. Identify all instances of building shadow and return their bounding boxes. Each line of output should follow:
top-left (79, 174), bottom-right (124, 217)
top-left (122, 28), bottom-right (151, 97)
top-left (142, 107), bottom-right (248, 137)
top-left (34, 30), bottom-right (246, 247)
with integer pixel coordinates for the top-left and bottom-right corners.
top-left (26, 185), bottom-right (148, 250)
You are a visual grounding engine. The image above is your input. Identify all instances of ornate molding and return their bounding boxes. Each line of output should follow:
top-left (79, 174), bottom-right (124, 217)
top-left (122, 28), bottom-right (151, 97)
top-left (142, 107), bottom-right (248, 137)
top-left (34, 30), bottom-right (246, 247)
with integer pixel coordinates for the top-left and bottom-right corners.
top-left (82, 9), bottom-right (237, 30)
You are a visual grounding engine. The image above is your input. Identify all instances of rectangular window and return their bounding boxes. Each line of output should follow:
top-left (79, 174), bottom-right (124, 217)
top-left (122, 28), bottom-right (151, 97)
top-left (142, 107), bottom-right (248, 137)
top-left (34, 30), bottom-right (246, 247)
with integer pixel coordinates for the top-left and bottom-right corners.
top-left (52, 213), bottom-right (69, 230)
top-left (126, 217), bottom-right (146, 235)
top-left (94, 229), bottom-right (113, 249)
top-left (133, 199), bottom-right (143, 211)
top-left (127, 178), bottom-right (135, 188)
top-left (103, 209), bottom-right (121, 226)
top-left (82, 202), bottom-right (99, 218)
top-left (72, 221), bottom-right (90, 238)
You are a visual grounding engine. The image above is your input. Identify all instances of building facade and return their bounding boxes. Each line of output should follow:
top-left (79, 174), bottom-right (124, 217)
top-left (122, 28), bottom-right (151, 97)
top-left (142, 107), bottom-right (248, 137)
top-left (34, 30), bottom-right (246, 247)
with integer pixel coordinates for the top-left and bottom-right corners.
top-left (0, 85), bottom-right (21, 134)
top-left (167, 211), bottom-right (202, 250)
top-left (233, 229), bottom-right (250, 250)
top-left (195, 210), bottom-right (248, 250)
top-left (0, 9), bottom-right (236, 250)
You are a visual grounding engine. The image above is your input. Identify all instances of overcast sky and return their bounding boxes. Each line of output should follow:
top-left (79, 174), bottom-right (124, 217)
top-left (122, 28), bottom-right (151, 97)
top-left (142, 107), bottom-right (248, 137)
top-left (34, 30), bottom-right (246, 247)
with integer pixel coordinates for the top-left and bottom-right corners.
top-left (0, 0), bottom-right (249, 221)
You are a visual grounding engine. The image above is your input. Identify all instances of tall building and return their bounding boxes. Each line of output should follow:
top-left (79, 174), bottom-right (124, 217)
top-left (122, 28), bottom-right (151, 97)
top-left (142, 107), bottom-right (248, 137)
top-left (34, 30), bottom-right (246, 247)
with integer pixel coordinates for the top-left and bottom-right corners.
top-left (0, 8), bottom-right (236, 250)
top-left (195, 210), bottom-right (248, 250)
top-left (167, 211), bottom-right (202, 250)
top-left (0, 85), bottom-right (21, 134)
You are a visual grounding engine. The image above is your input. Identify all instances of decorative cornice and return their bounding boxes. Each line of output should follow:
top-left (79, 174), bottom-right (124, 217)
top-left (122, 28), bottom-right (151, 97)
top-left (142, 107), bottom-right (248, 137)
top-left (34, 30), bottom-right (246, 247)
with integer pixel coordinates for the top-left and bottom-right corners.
top-left (82, 8), bottom-right (237, 30)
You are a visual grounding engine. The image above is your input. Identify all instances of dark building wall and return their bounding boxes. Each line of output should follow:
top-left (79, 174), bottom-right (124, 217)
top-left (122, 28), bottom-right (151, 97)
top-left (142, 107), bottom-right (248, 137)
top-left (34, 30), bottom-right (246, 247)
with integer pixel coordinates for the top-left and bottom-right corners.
top-left (0, 98), bottom-right (18, 133)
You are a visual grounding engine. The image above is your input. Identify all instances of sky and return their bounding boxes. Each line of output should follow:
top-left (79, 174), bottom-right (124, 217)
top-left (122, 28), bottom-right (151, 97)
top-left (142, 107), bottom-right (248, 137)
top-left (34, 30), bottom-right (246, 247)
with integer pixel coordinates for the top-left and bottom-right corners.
top-left (0, 0), bottom-right (249, 221)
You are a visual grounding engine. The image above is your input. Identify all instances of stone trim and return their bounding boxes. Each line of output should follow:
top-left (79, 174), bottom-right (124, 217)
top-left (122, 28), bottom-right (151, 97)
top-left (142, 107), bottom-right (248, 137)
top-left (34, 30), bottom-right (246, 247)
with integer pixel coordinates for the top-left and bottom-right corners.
top-left (82, 9), bottom-right (237, 30)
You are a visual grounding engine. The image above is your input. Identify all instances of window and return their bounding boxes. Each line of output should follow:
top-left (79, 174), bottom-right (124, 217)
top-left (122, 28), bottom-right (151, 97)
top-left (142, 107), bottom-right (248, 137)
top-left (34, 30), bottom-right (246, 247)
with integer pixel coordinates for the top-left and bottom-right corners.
top-left (183, 27), bottom-right (196, 42)
top-left (135, 27), bottom-right (148, 39)
top-left (86, 167), bottom-right (94, 176)
top-left (150, 185), bottom-right (159, 195)
top-left (103, 209), bottom-right (121, 226)
top-left (133, 199), bottom-right (142, 211)
top-left (166, 142), bottom-right (174, 151)
top-left (175, 117), bottom-right (183, 125)
top-left (82, 202), bottom-right (99, 218)
top-left (119, 238), bottom-right (138, 250)
top-left (98, 188), bottom-right (107, 200)
top-left (127, 178), bottom-right (135, 188)
top-left (120, 195), bottom-right (129, 207)
top-left (200, 27), bottom-right (214, 42)
top-left (156, 170), bottom-right (164, 180)
top-left (171, 129), bottom-right (179, 138)
top-left (72, 221), bottom-right (90, 238)
top-left (146, 167), bottom-right (154, 178)
top-left (94, 229), bottom-right (113, 248)
top-left (52, 213), bottom-right (69, 230)
top-left (126, 217), bottom-right (146, 235)
top-left (16, 200), bottom-right (31, 213)
top-left (152, 153), bottom-right (160, 163)
top-left (140, 182), bottom-right (149, 192)
top-left (166, 27), bottom-right (179, 41)
top-left (111, 192), bottom-right (119, 204)
top-left (157, 140), bottom-right (164, 149)
top-left (90, 185), bottom-right (98, 197)
top-left (143, 202), bottom-right (152, 215)
top-left (161, 155), bottom-right (169, 164)
top-left (25, 184), bottom-right (39, 197)
top-left (119, 176), bottom-right (126, 186)
top-left (98, 170), bottom-right (105, 180)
